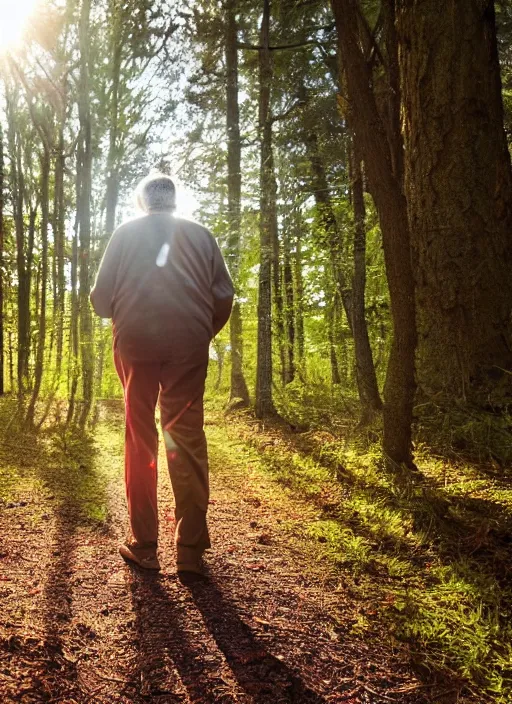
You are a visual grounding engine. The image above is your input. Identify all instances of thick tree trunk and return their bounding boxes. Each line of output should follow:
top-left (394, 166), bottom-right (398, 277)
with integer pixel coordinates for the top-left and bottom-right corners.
top-left (398, 1), bottom-right (512, 404)
top-left (255, 0), bottom-right (276, 418)
top-left (225, 0), bottom-right (250, 404)
top-left (331, 0), bottom-right (417, 466)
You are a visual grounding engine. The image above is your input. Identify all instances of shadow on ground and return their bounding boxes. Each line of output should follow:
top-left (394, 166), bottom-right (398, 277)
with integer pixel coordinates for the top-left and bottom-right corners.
top-left (125, 569), bottom-right (328, 703)
top-left (0, 396), bottom-right (115, 702)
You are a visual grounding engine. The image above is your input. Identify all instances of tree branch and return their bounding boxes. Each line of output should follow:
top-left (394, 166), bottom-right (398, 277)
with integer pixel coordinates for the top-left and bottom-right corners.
top-left (269, 40), bottom-right (316, 51)
top-left (237, 24), bottom-right (335, 52)
top-left (356, 3), bottom-right (385, 67)
top-left (271, 99), bottom-right (305, 123)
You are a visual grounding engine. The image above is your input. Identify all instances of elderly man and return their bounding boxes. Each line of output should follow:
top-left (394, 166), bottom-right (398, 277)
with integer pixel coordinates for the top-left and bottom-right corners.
top-left (90, 173), bottom-right (233, 574)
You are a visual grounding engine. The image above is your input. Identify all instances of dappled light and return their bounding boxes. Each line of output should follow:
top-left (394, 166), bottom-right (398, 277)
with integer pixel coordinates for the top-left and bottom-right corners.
top-left (1, 1), bottom-right (512, 703)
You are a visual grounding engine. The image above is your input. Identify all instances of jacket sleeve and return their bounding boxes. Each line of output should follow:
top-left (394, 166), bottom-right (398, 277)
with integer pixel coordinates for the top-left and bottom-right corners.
top-left (90, 228), bottom-right (123, 318)
top-left (211, 236), bottom-right (234, 337)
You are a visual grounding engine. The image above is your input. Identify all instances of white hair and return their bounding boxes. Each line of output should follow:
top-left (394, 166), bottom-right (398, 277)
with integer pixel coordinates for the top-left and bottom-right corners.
top-left (136, 173), bottom-right (177, 213)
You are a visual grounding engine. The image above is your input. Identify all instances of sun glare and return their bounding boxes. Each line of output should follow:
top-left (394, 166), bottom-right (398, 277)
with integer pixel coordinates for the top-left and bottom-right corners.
top-left (175, 184), bottom-right (200, 220)
top-left (0, 0), bottom-right (38, 52)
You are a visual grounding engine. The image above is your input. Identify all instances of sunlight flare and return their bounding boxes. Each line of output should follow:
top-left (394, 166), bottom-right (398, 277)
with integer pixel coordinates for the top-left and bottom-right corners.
top-left (0, 0), bottom-right (38, 51)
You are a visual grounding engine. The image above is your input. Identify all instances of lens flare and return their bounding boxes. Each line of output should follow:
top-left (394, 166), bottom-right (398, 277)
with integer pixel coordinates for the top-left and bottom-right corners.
top-left (0, 0), bottom-right (38, 52)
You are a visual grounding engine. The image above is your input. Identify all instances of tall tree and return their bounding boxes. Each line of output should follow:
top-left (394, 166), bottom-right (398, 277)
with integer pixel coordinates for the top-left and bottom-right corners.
top-left (0, 122), bottom-right (4, 396)
top-left (255, 0), bottom-right (277, 418)
top-left (26, 144), bottom-right (50, 426)
top-left (225, 0), bottom-right (250, 404)
top-left (350, 143), bottom-right (382, 420)
top-left (6, 89), bottom-right (30, 393)
top-left (331, 0), bottom-right (417, 466)
top-left (77, 0), bottom-right (94, 427)
top-left (397, 0), bottom-right (512, 404)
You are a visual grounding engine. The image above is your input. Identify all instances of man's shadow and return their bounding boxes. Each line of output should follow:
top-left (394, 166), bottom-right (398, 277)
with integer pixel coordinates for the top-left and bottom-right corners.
top-left (185, 573), bottom-right (329, 703)
top-left (125, 569), bottom-right (328, 703)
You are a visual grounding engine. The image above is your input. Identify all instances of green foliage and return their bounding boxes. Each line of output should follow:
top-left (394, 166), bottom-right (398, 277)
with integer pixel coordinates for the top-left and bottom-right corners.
top-left (0, 396), bottom-right (118, 525)
top-left (208, 403), bottom-right (512, 701)
top-left (416, 403), bottom-right (512, 465)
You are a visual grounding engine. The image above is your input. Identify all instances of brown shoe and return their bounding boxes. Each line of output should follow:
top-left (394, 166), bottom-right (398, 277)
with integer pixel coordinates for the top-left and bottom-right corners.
top-left (177, 561), bottom-right (203, 575)
top-left (119, 542), bottom-right (161, 571)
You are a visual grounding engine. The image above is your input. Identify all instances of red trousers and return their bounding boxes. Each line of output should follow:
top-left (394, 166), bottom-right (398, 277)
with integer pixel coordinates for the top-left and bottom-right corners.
top-left (114, 349), bottom-right (211, 564)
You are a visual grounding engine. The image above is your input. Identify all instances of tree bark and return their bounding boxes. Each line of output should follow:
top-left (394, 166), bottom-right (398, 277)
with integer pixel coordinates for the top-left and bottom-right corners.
top-left (398, 0), bottom-right (512, 404)
top-left (255, 0), bottom-right (277, 418)
top-left (66, 206), bottom-right (80, 426)
top-left (26, 147), bottom-right (50, 426)
top-left (0, 123), bottom-right (4, 395)
top-left (293, 216), bottom-right (305, 367)
top-left (225, 0), bottom-right (250, 404)
top-left (331, 0), bottom-right (417, 466)
top-left (328, 295), bottom-right (342, 386)
top-left (304, 124), bottom-right (381, 417)
top-left (271, 184), bottom-right (285, 386)
top-left (77, 0), bottom-right (95, 427)
top-left (282, 217), bottom-right (295, 384)
top-left (54, 115), bottom-right (66, 378)
top-left (6, 99), bottom-right (29, 394)
top-left (351, 143), bottom-right (383, 419)
top-left (104, 2), bottom-right (122, 240)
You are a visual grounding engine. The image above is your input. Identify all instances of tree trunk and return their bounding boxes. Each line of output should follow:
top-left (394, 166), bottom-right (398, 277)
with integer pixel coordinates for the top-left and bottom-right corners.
top-left (282, 217), bottom-right (295, 384)
top-left (328, 296), bottom-right (342, 386)
top-left (255, 0), bottom-right (276, 418)
top-left (66, 206), bottom-right (80, 426)
top-left (54, 117), bottom-right (66, 378)
top-left (0, 123), bottom-right (4, 395)
top-left (351, 143), bottom-right (383, 419)
top-left (398, 0), bottom-right (512, 404)
top-left (26, 147), bottom-right (50, 426)
top-left (8, 328), bottom-right (14, 393)
top-left (105, 5), bottom-right (122, 241)
top-left (331, 0), bottom-right (417, 466)
top-left (96, 326), bottom-right (106, 399)
top-left (293, 217), bottom-right (305, 367)
top-left (77, 0), bottom-right (95, 428)
top-left (272, 188), bottom-right (285, 386)
top-left (225, 0), bottom-right (250, 404)
top-left (6, 102), bottom-right (28, 394)
top-left (304, 124), bottom-right (381, 417)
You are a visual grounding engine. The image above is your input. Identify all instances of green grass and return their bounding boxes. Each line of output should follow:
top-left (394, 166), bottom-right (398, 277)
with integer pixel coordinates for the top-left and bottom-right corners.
top-left (205, 395), bottom-right (512, 702)
top-left (3, 388), bottom-right (511, 700)
top-left (0, 396), bottom-right (122, 526)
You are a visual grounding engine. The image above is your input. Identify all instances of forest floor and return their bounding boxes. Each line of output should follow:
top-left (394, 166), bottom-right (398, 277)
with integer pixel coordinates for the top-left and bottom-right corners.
top-left (0, 396), bottom-right (509, 704)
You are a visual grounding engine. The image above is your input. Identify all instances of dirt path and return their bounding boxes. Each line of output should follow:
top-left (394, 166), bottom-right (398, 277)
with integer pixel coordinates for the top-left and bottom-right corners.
top-left (0, 402), bottom-right (440, 703)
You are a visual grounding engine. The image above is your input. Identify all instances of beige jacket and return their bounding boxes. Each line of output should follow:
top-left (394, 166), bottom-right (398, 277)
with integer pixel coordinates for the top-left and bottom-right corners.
top-left (90, 213), bottom-right (234, 363)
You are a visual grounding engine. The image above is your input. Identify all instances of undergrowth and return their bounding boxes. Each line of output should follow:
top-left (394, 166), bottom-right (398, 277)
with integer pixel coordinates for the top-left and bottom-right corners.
top-left (0, 396), bottom-right (119, 525)
top-left (207, 392), bottom-right (512, 702)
